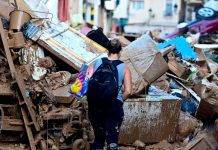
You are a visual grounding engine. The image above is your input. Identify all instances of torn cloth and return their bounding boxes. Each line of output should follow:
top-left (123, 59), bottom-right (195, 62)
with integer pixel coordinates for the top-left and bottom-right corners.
top-left (58, 0), bottom-right (69, 22)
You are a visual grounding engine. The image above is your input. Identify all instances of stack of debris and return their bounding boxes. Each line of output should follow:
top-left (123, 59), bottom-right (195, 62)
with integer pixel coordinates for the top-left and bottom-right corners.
top-left (115, 27), bottom-right (218, 149)
top-left (0, 1), bottom-right (104, 149)
top-left (1, 1), bottom-right (218, 150)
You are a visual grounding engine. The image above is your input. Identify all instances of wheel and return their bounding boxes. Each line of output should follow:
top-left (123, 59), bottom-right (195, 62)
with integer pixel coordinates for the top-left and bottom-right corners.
top-left (196, 7), bottom-right (217, 20)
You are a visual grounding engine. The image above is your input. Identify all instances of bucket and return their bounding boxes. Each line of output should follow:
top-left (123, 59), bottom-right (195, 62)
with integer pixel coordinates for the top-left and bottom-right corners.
top-left (9, 10), bottom-right (31, 31)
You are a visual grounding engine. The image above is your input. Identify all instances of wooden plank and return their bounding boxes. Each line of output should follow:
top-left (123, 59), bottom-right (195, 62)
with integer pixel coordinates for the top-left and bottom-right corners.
top-left (160, 45), bottom-right (176, 56)
top-left (0, 20), bottom-right (36, 150)
top-left (184, 134), bottom-right (205, 150)
top-left (175, 79), bottom-right (201, 103)
top-left (38, 26), bottom-right (108, 71)
top-left (2, 118), bottom-right (25, 132)
top-left (0, 136), bottom-right (21, 142)
top-left (38, 40), bottom-right (80, 71)
top-left (0, 18), bottom-right (16, 79)
top-left (15, 71), bottom-right (40, 131)
top-left (166, 72), bottom-right (188, 83)
top-left (52, 85), bottom-right (74, 104)
top-left (0, 83), bottom-right (14, 96)
top-left (46, 38), bottom-right (86, 63)
top-left (17, 93), bottom-right (36, 150)
top-left (69, 27), bottom-right (107, 53)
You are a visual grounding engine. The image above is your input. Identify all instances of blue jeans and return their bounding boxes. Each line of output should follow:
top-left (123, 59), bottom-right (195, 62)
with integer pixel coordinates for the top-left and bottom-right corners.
top-left (88, 100), bottom-right (124, 150)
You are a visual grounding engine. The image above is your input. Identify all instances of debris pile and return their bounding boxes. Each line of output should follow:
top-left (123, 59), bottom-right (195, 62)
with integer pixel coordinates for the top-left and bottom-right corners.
top-left (114, 24), bottom-right (218, 149)
top-left (0, 2), bottom-right (101, 149)
top-left (0, 1), bottom-right (218, 150)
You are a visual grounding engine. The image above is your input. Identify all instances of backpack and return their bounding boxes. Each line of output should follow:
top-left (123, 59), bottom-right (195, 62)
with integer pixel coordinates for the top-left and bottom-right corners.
top-left (87, 58), bottom-right (123, 107)
top-left (86, 28), bottom-right (109, 49)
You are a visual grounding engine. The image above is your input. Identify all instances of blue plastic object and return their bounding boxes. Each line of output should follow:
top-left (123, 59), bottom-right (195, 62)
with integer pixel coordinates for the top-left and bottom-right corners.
top-left (157, 36), bottom-right (197, 60)
top-left (22, 21), bottom-right (40, 40)
top-left (172, 92), bottom-right (197, 115)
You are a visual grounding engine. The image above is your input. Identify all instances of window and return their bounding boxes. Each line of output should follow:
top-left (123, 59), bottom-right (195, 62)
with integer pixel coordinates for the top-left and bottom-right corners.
top-left (165, 0), bottom-right (173, 16)
top-left (132, 0), bottom-right (144, 10)
top-left (116, 0), bottom-right (120, 6)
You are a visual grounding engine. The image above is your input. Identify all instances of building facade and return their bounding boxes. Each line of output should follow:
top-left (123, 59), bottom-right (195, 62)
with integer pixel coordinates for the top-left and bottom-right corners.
top-left (128, 0), bottom-right (181, 26)
top-left (108, 0), bottom-right (183, 34)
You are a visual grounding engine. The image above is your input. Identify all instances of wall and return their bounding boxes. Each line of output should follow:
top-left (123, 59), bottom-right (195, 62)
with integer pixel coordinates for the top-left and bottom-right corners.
top-left (113, 0), bottom-right (129, 19)
top-left (128, 0), bottom-right (181, 26)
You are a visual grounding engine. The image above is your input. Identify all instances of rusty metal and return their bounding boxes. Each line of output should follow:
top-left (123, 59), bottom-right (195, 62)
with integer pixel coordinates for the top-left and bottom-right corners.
top-left (119, 96), bottom-right (181, 144)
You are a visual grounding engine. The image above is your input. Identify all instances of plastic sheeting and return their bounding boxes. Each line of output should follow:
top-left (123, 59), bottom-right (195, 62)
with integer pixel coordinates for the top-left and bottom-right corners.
top-left (157, 36), bottom-right (197, 60)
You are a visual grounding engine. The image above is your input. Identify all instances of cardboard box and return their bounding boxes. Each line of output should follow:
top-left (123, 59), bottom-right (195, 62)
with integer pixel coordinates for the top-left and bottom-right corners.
top-left (168, 60), bottom-right (191, 79)
top-left (122, 34), bottom-right (168, 85)
top-left (119, 95), bottom-right (181, 144)
top-left (142, 52), bottom-right (168, 83)
top-left (121, 58), bottom-right (147, 95)
top-left (196, 99), bottom-right (217, 122)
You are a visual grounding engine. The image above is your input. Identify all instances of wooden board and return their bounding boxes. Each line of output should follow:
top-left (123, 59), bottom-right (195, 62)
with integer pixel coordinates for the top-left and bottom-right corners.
top-left (38, 23), bottom-right (107, 71)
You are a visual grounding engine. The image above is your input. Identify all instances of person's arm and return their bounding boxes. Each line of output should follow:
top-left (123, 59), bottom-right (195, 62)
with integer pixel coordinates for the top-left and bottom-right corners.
top-left (122, 65), bottom-right (132, 101)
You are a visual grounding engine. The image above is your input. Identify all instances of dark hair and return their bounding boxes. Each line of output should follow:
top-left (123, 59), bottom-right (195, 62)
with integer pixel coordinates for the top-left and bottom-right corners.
top-left (107, 39), bottom-right (122, 54)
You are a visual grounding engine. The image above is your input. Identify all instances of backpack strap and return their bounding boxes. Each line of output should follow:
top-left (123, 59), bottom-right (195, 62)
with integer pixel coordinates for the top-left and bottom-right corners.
top-left (112, 60), bottom-right (123, 67)
top-left (101, 57), bottom-right (123, 67)
top-left (112, 60), bottom-right (124, 94)
top-left (101, 57), bottom-right (109, 64)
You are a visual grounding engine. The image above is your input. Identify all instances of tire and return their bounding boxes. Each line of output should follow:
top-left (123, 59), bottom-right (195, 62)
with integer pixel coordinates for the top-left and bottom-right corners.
top-left (196, 7), bottom-right (217, 20)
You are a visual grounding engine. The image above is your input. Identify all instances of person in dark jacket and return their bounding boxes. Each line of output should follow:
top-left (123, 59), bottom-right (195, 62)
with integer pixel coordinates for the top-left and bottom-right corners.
top-left (88, 39), bottom-right (132, 150)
